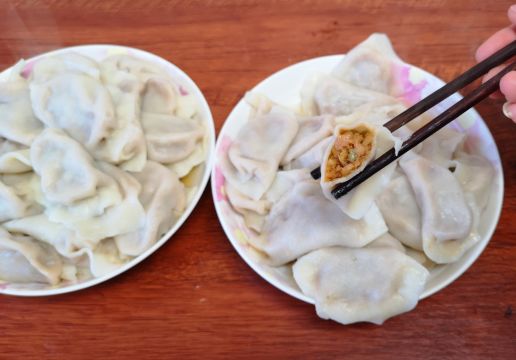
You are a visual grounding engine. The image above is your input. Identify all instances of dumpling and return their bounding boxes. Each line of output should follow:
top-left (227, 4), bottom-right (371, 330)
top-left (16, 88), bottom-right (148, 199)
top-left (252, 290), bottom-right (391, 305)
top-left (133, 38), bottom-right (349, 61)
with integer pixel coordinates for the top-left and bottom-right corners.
top-left (292, 247), bottom-right (429, 325)
top-left (45, 162), bottom-right (145, 248)
top-left (376, 173), bottom-right (422, 250)
top-left (400, 154), bottom-right (479, 264)
top-left (0, 64), bottom-right (44, 146)
top-left (4, 215), bottom-right (127, 278)
top-left (281, 115), bottom-right (333, 165)
top-left (320, 122), bottom-right (398, 219)
top-left (0, 180), bottom-right (33, 222)
top-left (286, 136), bottom-right (332, 170)
top-left (141, 77), bottom-right (178, 114)
top-left (302, 74), bottom-right (396, 116)
top-left (30, 53), bottom-right (101, 83)
top-left (98, 56), bottom-right (151, 171)
top-left (366, 233), bottom-right (406, 253)
top-left (331, 33), bottom-right (404, 96)
top-left (253, 180), bottom-right (387, 266)
top-left (100, 54), bottom-right (164, 84)
top-left (451, 151), bottom-right (494, 209)
top-left (4, 214), bottom-right (78, 256)
top-left (139, 76), bottom-right (204, 166)
top-left (225, 182), bottom-right (271, 217)
top-left (225, 169), bottom-right (312, 233)
top-left (220, 106), bottom-right (299, 200)
top-left (30, 128), bottom-right (110, 204)
top-left (419, 127), bottom-right (465, 168)
top-left (141, 113), bottom-right (204, 164)
top-left (0, 147), bottom-right (31, 174)
top-left (167, 141), bottom-right (206, 178)
top-left (1, 172), bottom-right (44, 215)
top-left (115, 161), bottom-right (186, 256)
top-left (30, 72), bottom-right (116, 151)
top-left (0, 227), bottom-right (62, 285)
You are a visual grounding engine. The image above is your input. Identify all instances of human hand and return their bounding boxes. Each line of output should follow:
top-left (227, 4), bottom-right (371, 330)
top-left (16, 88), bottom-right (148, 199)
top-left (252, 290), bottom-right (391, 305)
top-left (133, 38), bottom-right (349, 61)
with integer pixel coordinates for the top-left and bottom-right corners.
top-left (476, 5), bottom-right (516, 122)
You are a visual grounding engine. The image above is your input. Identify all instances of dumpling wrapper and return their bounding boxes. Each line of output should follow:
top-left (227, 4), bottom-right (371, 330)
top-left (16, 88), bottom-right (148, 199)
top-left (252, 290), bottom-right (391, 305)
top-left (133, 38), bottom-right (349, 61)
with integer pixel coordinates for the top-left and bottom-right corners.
top-left (301, 73), bottom-right (397, 116)
top-left (253, 179), bottom-right (387, 266)
top-left (419, 127), bottom-right (465, 168)
top-left (280, 114), bottom-right (333, 165)
top-left (45, 162), bottom-right (145, 248)
top-left (451, 151), bottom-right (494, 210)
top-left (115, 161), bottom-right (186, 256)
top-left (400, 154), bottom-right (478, 264)
top-left (220, 106), bottom-right (299, 201)
top-left (30, 52), bottom-right (101, 83)
top-left (30, 72), bottom-right (116, 151)
top-left (376, 173), bottom-right (422, 250)
top-left (0, 62), bottom-right (44, 146)
top-left (286, 136), bottom-right (332, 170)
top-left (0, 226), bottom-right (62, 285)
top-left (30, 128), bottom-right (113, 205)
top-left (366, 232), bottom-right (406, 253)
top-left (320, 122), bottom-right (398, 219)
top-left (4, 214), bottom-right (127, 278)
top-left (331, 33), bottom-right (405, 96)
top-left (293, 247), bottom-right (429, 325)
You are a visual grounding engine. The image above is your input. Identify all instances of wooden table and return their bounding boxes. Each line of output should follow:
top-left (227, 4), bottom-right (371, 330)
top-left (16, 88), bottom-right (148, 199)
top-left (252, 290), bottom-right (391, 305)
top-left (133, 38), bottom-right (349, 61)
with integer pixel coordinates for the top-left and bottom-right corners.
top-left (0, 1), bottom-right (514, 358)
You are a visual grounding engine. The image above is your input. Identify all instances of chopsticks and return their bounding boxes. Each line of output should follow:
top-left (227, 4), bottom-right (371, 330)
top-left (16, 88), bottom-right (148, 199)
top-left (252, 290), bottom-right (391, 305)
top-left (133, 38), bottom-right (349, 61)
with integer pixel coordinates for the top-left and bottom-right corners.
top-left (310, 40), bottom-right (516, 199)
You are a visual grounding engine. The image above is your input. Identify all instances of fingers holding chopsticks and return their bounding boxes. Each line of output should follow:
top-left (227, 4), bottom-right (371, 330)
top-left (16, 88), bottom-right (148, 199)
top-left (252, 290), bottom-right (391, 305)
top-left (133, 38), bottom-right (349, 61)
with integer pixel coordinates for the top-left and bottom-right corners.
top-left (475, 5), bottom-right (516, 121)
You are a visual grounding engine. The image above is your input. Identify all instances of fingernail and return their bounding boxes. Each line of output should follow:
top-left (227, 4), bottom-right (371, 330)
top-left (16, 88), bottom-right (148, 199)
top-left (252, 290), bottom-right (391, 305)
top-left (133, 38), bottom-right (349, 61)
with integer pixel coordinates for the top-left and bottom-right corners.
top-left (503, 101), bottom-right (512, 118)
top-left (510, 4), bottom-right (516, 12)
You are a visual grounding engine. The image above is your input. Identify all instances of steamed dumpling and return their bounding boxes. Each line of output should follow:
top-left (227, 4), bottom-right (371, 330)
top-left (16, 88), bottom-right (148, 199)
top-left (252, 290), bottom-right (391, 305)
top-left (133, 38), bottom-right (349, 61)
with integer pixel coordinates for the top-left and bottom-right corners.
top-left (140, 76), bottom-right (204, 164)
top-left (0, 227), bottom-right (62, 285)
top-left (320, 122), bottom-right (398, 219)
top-left (0, 65), bottom-right (44, 146)
top-left (141, 113), bottom-right (204, 164)
top-left (30, 53), bottom-right (101, 83)
top-left (0, 140), bottom-right (32, 177)
top-left (301, 74), bottom-right (397, 116)
top-left (366, 232), bottom-right (406, 253)
top-left (451, 151), bottom-right (494, 209)
top-left (400, 154), bottom-right (478, 264)
top-left (30, 73), bottom-right (116, 151)
top-left (115, 161), bottom-right (186, 256)
top-left (220, 106), bottom-right (299, 201)
top-left (286, 136), bottom-right (332, 170)
top-left (253, 180), bottom-right (387, 266)
top-left (45, 162), bottom-right (145, 248)
top-left (98, 55), bottom-right (150, 171)
top-left (331, 33), bottom-right (404, 96)
top-left (419, 127), bottom-right (465, 168)
top-left (281, 114), bottom-right (333, 165)
top-left (293, 247), bottom-right (429, 325)
top-left (376, 173), bottom-right (422, 250)
top-left (30, 128), bottom-right (109, 204)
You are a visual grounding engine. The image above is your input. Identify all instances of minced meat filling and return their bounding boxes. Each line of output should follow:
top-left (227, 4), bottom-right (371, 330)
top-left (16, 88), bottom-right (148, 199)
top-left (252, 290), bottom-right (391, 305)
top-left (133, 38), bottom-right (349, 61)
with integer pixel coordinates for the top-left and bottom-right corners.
top-left (324, 126), bottom-right (374, 182)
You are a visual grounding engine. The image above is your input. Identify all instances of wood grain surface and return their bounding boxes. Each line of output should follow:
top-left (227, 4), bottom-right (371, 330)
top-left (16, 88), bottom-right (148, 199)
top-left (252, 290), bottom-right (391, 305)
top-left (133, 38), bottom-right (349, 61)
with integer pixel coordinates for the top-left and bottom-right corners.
top-left (0, 1), bottom-right (515, 359)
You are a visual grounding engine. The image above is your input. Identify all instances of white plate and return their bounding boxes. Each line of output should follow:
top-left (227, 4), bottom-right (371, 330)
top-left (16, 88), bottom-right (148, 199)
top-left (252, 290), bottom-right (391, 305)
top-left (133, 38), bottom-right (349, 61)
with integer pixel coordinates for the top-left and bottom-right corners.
top-left (0, 45), bottom-right (215, 296)
top-left (211, 55), bottom-right (504, 304)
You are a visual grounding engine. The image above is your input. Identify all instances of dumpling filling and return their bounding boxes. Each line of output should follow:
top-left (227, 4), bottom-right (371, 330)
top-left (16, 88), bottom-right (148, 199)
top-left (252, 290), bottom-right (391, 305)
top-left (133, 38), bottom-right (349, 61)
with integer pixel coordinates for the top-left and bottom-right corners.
top-left (324, 125), bottom-right (375, 181)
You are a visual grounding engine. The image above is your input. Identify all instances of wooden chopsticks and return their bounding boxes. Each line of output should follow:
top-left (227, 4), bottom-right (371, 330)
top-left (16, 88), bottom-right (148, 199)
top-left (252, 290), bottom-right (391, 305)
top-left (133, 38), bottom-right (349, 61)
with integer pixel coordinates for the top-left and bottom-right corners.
top-left (311, 40), bottom-right (516, 199)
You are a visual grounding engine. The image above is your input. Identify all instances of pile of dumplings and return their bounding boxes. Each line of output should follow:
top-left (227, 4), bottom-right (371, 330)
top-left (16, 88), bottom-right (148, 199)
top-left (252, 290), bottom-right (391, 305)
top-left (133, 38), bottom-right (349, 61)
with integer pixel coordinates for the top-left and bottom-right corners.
top-left (0, 52), bottom-right (206, 287)
top-left (220, 34), bottom-right (494, 325)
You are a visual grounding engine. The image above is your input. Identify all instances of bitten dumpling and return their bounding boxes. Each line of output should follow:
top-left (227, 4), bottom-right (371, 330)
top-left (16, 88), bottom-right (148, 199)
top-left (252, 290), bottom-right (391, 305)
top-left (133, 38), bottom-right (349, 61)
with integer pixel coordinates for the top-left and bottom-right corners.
top-left (320, 122), bottom-right (398, 219)
top-left (293, 247), bottom-right (429, 325)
